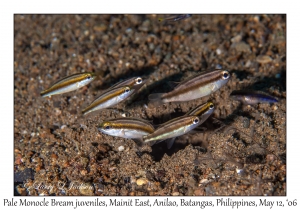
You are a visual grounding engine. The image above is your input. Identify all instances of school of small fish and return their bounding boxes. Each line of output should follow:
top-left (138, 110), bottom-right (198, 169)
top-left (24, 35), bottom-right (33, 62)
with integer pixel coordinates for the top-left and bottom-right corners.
top-left (40, 15), bottom-right (279, 149)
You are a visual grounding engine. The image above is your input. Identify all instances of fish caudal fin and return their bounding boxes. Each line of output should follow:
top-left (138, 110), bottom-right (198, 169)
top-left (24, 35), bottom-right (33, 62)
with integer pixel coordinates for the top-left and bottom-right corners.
top-left (133, 138), bottom-right (156, 147)
top-left (40, 90), bottom-right (50, 97)
top-left (132, 139), bottom-right (145, 147)
top-left (148, 93), bottom-right (164, 107)
top-left (81, 107), bottom-right (91, 116)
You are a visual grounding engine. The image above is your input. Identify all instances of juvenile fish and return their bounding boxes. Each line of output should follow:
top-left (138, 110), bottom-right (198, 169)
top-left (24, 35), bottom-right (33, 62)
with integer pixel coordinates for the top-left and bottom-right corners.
top-left (158, 14), bottom-right (192, 23)
top-left (230, 90), bottom-right (278, 105)
top-left (82, 86), bottom-right (133, 115)
top-left (148, 70), bottom-right (230, 106)
top-left (40, 72), bottom-right (96, 97)
top-left (143, 115), bottom-right (200, 143)
top-left (186, 101), bottom-right (215, 124)
top-left (152, 101), bottom-right (215, 149)
top-left (98, 117), bottom-right (155, 139)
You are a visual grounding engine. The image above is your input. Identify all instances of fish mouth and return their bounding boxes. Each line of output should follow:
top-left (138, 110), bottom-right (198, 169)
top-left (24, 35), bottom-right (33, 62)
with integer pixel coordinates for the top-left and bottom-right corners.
top-left (97, 127), bottom-right (106, 133)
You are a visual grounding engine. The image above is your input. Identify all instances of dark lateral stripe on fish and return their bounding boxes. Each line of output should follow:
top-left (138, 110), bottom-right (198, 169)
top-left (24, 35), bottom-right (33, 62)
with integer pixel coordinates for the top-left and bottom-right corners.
top-left (162, 71), bottom-right (225, 100)
top-left (82, 87), bottom-right (129, 112)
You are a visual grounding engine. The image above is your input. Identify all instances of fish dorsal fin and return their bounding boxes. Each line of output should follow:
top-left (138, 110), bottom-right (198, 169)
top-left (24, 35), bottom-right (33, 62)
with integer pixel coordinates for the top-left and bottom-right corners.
top-left (167, 81), bottom-right (181, 89)
top-left (154, 118), bottom-right (178, 129)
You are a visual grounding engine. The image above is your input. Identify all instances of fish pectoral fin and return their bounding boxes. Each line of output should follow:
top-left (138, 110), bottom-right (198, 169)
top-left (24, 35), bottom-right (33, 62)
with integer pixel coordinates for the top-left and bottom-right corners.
top-left (183, 126), bottom-right (189, 133)
top-left (120, 129), bottom-right (126, 137)
top-left (166, 138), bottom-right (176, 149)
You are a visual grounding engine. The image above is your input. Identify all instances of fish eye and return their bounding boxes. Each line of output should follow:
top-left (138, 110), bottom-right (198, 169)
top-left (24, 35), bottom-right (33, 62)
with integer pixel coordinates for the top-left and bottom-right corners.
top-left (209, 104), bottom-right (214, 109)
top-left (136, 77), bottom-right (142, 84)
top-left (105, 125), bottom-right (110, 130)
top-left (87, 75), bottom-right (91, 80)
top-left (222, 71), bottom-right (230, 80)
top-left (193, 117), bottom-right (199, 124)
top-left (124, 87), bottom-right (130, 93)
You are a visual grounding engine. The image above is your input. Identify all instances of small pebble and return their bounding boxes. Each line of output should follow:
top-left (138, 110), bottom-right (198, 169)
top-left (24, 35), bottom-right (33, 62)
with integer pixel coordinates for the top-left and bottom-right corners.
top-left (60, 125), bottom-right (67, 129)
top-left (245, 60), bottom-right (252, 67)
top-left (79, 183), bottom-right (94, 196)
top-left (172, 192), bottom-right (180, 196)
top-left (125, 28), bottom-right (132, 34)
top-left (215, 64), bottom-right (222, 69)
top-left (230, 42), bottom-right (251, 53)
top-left (194, 189), bottom-right (204, 196)
top-left (136, 178), bottom-right (148, 186)
top-left (231, 34), bottom-right (242, 43)
top-left (118, 146), bottom-right (125, 152)
top-left (16, 185), bottom-right (27, 196)
top-left (256, 55), bottom-right (273, 64)
top-left (242, 117), bottom-right (250, 128)
top-left (253, 15), bottom-right (260, 23)
top-left (199, 178), bottom-right (209, 185)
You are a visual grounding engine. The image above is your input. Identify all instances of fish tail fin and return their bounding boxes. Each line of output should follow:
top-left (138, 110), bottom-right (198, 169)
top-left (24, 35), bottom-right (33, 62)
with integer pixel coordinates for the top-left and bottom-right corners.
top-left (148, 93), bottom-right (164, 107)
top-left (133, 138), bottom-right (156, 147)
top-left (81, 107), bottom-right (90, 115)
top-left (93, 71), bottom-right (103, 81)
top-left (132, 139), bottom-right (144, 147)
top-left (40, 90), bottom-right (49, 97)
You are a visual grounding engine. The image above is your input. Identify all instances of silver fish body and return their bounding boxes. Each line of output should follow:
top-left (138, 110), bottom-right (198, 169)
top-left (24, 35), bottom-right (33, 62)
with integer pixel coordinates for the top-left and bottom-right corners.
top-left (148, 70), bottom-right (230, 105)
top-left (82, 86), bottom-right (133, 115)
top-left (98, 117), bottom-right (155, 139)
top-left (143, 115), bottom-right (200, 142)
top-left (230, 90), bottom-right (279, 105)
top-left (41, 72), bottom-right (96, 97)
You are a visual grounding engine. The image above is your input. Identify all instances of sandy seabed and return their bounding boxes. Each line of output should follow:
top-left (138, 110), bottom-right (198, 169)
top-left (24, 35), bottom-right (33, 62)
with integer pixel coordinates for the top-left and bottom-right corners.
top-left (14, 14), bottom-right (286, 196)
